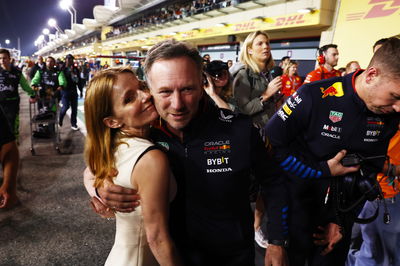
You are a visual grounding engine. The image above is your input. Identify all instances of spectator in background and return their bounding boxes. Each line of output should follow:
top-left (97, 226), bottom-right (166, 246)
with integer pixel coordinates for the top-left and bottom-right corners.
top-left (136, 58), bottom-right (145, 81)
top-left (202, 53), bottom-right (211, 64)
top-left (227, 59), bottom-right (233, 68)
top-left (303, 44), bottom-right (341, 84)
top-left (281, 60), bottom-right (302, 98)
top-left (204, 60), bottom-right (236, 111)
top-left (279, 56), bottom-right (291, 70)
top-left (338, 67), bottom-right (346, 77)
top-left (345, 61), bottom-right (360, 75)
top-left (232, 30), bottom-right (281, 128)
top-left (59, 54), bottom-right (81, 131)
top-left (0, 107), bottom-right (19, 209)
top-left (232, 30), bottom-right (282, 250)
top-left (29, 56), bottom-right (45, 80)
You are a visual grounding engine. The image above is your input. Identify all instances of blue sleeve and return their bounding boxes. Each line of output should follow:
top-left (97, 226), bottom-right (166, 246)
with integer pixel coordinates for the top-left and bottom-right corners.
top-left (265, 85), bottom-right (331, 179)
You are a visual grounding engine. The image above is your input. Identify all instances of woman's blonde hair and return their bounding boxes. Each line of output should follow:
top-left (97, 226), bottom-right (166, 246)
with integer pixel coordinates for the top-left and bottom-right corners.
top-left (239, 31), bottom-right (274, 73)
top-left (84, 67), bottom-right (135, 188)
top-left (283, 61), bottom-right (299, 76)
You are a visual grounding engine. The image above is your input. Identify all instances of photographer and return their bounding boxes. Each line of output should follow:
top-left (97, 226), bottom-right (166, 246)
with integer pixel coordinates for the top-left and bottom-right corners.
top-left (203, 60), bottom-right (236, 111)
top-left (265, 37), bottom-right (400, 265)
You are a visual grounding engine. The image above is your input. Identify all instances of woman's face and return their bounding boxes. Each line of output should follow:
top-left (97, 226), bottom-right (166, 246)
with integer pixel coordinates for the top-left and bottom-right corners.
top-left (288, 64), bottom-right (297, 76)
top-left (249, 34), bottom-right (271, 63)
top-left (110, 72), bottom-right (158, 134)
top-left (212, 69), bottom-right (229, 89)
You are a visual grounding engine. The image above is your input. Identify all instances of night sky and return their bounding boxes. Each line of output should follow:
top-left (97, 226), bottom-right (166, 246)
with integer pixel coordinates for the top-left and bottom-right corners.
top-left (0, 0), bottom-right (104, 56)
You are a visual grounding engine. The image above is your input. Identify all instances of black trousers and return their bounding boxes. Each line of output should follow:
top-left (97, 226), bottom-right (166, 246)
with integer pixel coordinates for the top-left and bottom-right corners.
top-left (287, 178), bottom-right (353, 266)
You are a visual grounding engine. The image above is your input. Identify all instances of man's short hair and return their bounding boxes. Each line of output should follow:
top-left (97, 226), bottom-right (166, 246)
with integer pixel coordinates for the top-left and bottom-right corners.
top-left (281, 56), bottom-right (290, 61)
top-left (368, 37), bottom-right (400, 78)
top-left (373, 38), bottom-right (389, 51)
top-left (319, 44), bottom-right (338, 55)
top-left (0, 48), bottom-right (11, 58)
top-left (144, 39), bottom-right (203, 81)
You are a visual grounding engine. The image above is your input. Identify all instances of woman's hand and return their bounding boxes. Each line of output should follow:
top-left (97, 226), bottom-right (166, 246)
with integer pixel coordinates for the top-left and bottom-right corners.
top-left (261, 76), bottom-right (282, 101)
top-left (203, 73), bottom-right (217, 97)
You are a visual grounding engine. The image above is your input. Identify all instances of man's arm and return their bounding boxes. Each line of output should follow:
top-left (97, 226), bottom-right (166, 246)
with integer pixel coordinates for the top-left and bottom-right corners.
top-left (265, 87), bottom-right (359, 179)
top-left (58, 70), bottom-right (67, 89)
top-left (30, 70), bottom-right (41, 87)
top-left (83, 166), bottom-right (139, 213)
top-left (19, 74), bottom-right (36, 97)
top-left (0, 140), bottom-right (19, 209)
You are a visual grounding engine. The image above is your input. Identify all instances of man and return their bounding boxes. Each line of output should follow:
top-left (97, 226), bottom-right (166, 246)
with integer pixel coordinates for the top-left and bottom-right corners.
top-left (31, 56), bottom-right (66, 111)
top-left (59, 54), bottom-right (81, 131)
top-left (85, 40), bottom-right (289, 265)
top-left (279, 56), bottom-right (291, 70)
top-left (29, 55), bottom-right (45, 80)
top-left (0, 107), bottom-right (19, 209)
top-left (346, 37), bottom-right (400, 266)
top-left (0, 48), bottom-right (36, 138)
top-left (303, 44), bottom-right (341, 84)
top-left (265, 37), bottom-right (400, 265)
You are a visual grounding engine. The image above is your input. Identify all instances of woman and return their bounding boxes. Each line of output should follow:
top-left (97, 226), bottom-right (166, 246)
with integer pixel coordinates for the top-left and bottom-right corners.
top-left (281, 61), bottom-right (302, 98)
top-left (84, 67), bottom-right (181, 266)
top-left (232, 30), bottom-right (281, 128)
top-left (232, 31), bottom-right (282, 249)
top-left (203, 60), bottom-right (236, 111)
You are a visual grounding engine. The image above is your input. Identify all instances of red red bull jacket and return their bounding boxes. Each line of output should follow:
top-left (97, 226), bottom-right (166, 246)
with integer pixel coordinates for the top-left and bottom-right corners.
top-left (265, 70), bottom-right (400, 180)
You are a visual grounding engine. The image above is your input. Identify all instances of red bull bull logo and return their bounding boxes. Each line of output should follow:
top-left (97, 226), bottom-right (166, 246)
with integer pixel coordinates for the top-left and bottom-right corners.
top-left (320, 82), bottom-right (344, 98)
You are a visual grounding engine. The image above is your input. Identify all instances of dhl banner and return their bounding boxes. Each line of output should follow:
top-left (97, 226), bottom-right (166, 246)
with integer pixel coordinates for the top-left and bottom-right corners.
top-left (107, 11), bottom-right (321, 49)
top-left (333, 0), bottom-right (400, 68)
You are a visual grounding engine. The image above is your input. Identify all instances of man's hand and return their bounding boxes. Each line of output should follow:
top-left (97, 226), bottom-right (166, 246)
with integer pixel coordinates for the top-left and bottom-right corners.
top-left (97, 182), bottom-right (140, 213)
top-left (89, 197), bottom-right (115, 219)
top-left (0, 187), bottom-right (19, 209)
top-left (264, 244), bottom-right (288, 266)
top-left (327, 150), bottom-right (360, 176)
top-left (313, 223), bottom-right (343, 256)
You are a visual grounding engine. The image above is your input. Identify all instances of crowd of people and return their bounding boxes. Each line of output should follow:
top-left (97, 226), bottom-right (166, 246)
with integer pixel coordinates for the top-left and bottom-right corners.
top-left (1, 32), bottom-right (399, 266)
top-left (105, 0), bottom-right (244, 39)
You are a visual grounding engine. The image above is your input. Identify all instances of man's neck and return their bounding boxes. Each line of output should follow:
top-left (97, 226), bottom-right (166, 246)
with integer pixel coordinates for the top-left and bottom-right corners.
top-left (354, 71), bottom-right (366, 101)
top-left (166, 124), bottom-right (184, 141)
top-left (1, 65), bottom-right (11, 71)
top-left (323, 64), bottom-right (334, 72)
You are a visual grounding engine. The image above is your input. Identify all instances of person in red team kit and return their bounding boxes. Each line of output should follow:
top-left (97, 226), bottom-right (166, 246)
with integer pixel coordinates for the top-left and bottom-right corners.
top-left (281, 61), bottom-right (302, 98)
top-left (303, 44), bottom-right (341, 84)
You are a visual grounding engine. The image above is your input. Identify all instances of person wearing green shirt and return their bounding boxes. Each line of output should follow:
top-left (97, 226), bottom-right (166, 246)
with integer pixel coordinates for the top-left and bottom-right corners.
top-left (31, 56), bottom-right (66, 112)
top-left (0, 48), bottom-right (36, 138)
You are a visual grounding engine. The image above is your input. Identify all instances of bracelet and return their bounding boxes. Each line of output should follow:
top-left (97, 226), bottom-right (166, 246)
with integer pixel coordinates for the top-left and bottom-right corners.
top-left (95, 187), bottom-right (101, 199)
top-left (268, 239), bottom-right (289, 247)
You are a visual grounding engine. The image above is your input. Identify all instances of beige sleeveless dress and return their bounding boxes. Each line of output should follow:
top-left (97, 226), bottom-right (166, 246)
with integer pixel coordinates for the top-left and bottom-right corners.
top-left (105, 137), bottom-right (176, 266)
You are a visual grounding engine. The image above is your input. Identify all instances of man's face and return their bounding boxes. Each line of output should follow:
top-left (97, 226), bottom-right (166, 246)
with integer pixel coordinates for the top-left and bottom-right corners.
top-left (324, 47), bottom-right (339, 67)
top-left (363, 71), bottom-right (400, 114)
top-left (38, 56), bottom-right (43, 64)
top-left (147, 56), bottom-right (203, 136)
top-left (0, 53), bottom-right (11, 69)
top-left (46, 58), bottom-right (55, 69)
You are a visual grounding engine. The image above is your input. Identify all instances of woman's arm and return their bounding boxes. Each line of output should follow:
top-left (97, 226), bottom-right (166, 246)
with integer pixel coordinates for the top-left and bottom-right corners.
top-left (132, 149), bottom-right (182, 265)
top-left (203, 74), bottom-right (231, 110)
top-left (233, 70), bottom-right (264, 115)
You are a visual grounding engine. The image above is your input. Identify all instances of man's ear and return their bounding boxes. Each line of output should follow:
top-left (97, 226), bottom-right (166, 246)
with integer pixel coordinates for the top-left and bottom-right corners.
top-left (365, 67), bottom-right (378, 83)
top-left (103, 116), bottom-right (122, 129)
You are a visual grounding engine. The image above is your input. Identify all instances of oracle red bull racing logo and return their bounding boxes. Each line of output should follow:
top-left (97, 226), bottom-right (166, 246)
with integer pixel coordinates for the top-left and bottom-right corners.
top-left (320, 82), bottom-right (344, 98)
